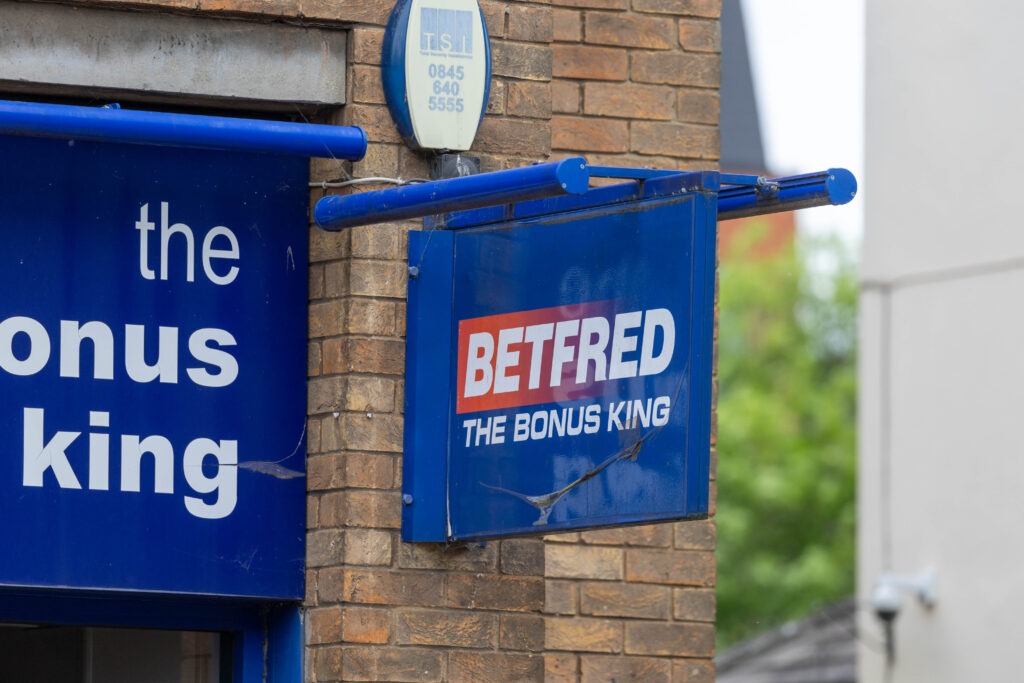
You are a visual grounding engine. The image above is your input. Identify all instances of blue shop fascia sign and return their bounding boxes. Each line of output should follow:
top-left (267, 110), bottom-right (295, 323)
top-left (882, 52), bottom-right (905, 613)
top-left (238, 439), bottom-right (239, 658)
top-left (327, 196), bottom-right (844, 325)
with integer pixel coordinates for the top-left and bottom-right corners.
top-left (0, 100), bottom-right (366, 600)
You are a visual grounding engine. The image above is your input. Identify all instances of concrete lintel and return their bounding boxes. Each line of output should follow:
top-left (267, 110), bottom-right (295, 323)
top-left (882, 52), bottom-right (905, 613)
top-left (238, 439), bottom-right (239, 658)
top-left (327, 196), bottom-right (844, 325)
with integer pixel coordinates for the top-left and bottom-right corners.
top-left (0, 3), bottom-right (346, 112)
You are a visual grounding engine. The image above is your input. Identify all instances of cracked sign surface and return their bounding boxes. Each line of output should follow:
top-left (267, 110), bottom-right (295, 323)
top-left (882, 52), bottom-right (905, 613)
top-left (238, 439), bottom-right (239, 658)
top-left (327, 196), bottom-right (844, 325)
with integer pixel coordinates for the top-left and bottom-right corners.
top-left (0, 134), bottom-right (307, 599)
top-left (431, 191), bottom-right (714, 539)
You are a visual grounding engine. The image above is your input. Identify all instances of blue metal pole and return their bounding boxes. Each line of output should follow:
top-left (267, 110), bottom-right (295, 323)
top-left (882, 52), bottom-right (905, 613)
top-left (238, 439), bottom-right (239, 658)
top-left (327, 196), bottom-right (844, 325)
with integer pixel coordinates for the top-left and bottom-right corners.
top-left (314, 157), bottom-right (590, 231)
top-left (716, 168), bottom-right (857, 221)
top-left (0, 99), bottom-right (367, 160)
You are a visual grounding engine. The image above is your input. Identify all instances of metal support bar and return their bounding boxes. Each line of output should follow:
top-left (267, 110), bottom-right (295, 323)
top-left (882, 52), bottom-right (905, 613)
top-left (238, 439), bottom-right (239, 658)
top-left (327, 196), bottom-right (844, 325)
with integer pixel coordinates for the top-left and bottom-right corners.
top-left (314, 157), bottom-right (589, 231)
top-left (0, 99), bottom-right (368, 159)
top-left (717, 168), bottom-right (856, 221)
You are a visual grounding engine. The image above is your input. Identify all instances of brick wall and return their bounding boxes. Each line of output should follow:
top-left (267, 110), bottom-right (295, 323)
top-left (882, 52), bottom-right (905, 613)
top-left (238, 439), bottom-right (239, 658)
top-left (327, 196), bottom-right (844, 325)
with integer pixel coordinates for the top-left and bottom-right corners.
top-left (306, 3), bottom-right (556, 681)
top-left (57, 0), bottom-right (721, 680)
top-left (543, 2), bottom-right (721, 681)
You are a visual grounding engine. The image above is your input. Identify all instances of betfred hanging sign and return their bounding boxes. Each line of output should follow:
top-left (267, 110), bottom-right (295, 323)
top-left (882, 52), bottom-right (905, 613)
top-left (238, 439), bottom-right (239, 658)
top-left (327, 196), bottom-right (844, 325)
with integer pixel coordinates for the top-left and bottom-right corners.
top-left (382, 0), bottom-right (491, 151)
top-left (0, 133), bottom-right (308, 599)
top-left (403, 178), bottom-right (717, 541)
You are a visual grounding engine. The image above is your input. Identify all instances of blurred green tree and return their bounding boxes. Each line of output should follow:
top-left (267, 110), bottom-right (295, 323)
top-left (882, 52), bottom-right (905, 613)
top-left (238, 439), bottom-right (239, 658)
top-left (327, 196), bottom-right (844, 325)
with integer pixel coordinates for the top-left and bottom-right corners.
top-left (715, 230), bottom-right (857, 648)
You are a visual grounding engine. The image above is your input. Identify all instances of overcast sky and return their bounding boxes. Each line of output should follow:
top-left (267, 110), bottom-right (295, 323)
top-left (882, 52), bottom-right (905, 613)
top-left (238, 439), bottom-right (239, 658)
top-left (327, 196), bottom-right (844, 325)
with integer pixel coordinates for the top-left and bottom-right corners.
top-left (741, 0), bottom-right (865, 244)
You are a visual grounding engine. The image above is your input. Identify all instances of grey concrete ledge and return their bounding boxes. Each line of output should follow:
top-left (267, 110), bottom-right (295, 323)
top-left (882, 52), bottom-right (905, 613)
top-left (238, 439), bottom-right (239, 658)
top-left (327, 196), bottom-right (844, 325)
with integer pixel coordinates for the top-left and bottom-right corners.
top-left (0, 2), bottom-right (346, 112)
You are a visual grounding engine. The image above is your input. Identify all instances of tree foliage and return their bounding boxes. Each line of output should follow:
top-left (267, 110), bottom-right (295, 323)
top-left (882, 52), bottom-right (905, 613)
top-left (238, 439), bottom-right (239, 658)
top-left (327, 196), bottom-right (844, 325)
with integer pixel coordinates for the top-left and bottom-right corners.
top-left (715, 232), bottom-right (858, 648)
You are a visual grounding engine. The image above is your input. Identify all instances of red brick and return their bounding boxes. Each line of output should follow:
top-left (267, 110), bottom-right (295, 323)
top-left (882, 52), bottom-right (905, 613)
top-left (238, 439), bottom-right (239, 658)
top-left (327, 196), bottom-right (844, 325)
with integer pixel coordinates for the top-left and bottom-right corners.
top-left (308, 339), bottom-right (322, 377)
top-left (346, 298), bottom-right (398, 335)
top-left (584, 82), bottom-right (675, 120)
top-left (553, 45), bottom-right (628, 80)
top-left (632, 51), bottom-right (720, 87)
top-left (309, 224), bottom-right (350, 263)
top-left (479, 0), bottom-right (506, 39)
top-left (625, 549), bottom-right (715, 586)
top-left (352, 142), bottom-right (400, 179)
top-left (345, 375), bottom-right (397, 413)
top-left (553, 9), bottom-right (582, 42)
top-left (199, 0), bottom-right (297, 16)
top-left (350, 259), bottom-right (407, 298)
top-left (679, 17), bottom-right (721, 52)
top-left (350, 27), bottom-right (385, 64)
top-left (307, 529), bottom-right (344, 567)
top-left (344, 452), bottom-right (397, 489)
top-left (344, 528), bottom-right (393, 565)
top-left (338, 569), bottom-right (445, 606)
top-left (673, 587), bottom-right (716, 622)
top-left (500, 538), bottom-right (545, 576)
top-left (624, 622), bottom-right (714, 657)
top-left (308, 375), bottom-right (347, 414)
top-left (581, 655), bottom-right (670, 683)
top-left (555, 0), bottom-right (627, 8)
top-left (545, 653), bottom-right (578, 683)
top-left (508, 81), bottom-right (553, 119)
top-left (476, 117), bottom-right (551, 156)
top-left (323, 260), bottom-right (349, 298)
top-left (509, 5), bottom-right (554, 42)
top-left (307, 605), bottom-right (344, 644)
top-left (449, 652), bottom-right (545, 682)
top-left (340, 412), bottom-right (403, 453)
top-left (91, 0), bottom-right (197, 8)
top-left (678, 89), bottom-right (720, 125)
top-left (307, 417), bottom-right (322, 454)
top-left (351, 223), bottom-right (407, 259)
top-left (545, 617), bottom-right (621, 653)
top-left (307, 453), bottom-right (346, 491)
top-left (627, 524), bottom-right (675, 547)
top-left (579, 581), bottom-right (669, 619)
top-left (491, 42), bottom-right (553, 81)
top-left (552, 116), bottom-right (628, 153)
top-left (673, 658), bottom-right (715, 683)
top-left (312, 646), bottom-right (343, 682)
top-left (585, 12), bottom-right (675, 49)
top-left (552, 82), bottom-right (581, 114)
top-left (487, 79), bottom-right (507, 115)
top-left (346, 338), bottom-right (405, 375)
top-left (343, 489), bottom-right (402, 528)
top-left (546, 544), bottom-right (623, 579)
top-left (309, 264), bottom-right (325, 301)
top-left (344, 105), bottom-right (402, 144)
top-left (633, 0), bottom-right (720, 18)
top-left (309, 300), bottom-right (346, 338)
top-left (398, 541), bottom-right (498, 571)
top-left (631, 121), bottom-right (719, 159)
top-left (342, 647), bottom-right (444, 682)
top-left (395, 609), bottom-right (496, 648)
top-left (448, 574), bottom-right (545, 612)
top-left (351, 64), bottom-right (385, 104)
top-left (545, 580), bottom-right (577, 616)
top-left (500, 613), bottom-right (545, 652)
top-left (298, 0), bottom-right (392, 24)
top-left (674, 519), bottom-right (716, 550)
top-left (343, 606), bottom-right (390, 644)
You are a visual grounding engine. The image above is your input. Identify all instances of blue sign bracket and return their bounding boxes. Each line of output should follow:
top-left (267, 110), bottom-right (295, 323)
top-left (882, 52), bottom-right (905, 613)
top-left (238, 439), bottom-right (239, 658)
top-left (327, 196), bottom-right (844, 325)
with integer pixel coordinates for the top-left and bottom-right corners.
top-left (0, 98), bottom-right (368, 159)
top-left (314, 162), bottom-right (857, 231)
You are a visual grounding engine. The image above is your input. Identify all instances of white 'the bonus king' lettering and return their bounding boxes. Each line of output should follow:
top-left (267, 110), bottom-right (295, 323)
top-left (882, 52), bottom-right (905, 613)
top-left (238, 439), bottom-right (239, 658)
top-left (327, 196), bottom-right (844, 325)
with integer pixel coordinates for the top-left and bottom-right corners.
top-left (22, 407), bottom-right (238, 520)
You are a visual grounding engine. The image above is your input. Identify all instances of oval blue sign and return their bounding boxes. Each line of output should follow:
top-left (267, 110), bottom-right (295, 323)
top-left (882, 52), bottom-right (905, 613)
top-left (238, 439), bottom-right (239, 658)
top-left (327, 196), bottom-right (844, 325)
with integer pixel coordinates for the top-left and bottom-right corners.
top-left (382, 0), bottom-right (492, 152)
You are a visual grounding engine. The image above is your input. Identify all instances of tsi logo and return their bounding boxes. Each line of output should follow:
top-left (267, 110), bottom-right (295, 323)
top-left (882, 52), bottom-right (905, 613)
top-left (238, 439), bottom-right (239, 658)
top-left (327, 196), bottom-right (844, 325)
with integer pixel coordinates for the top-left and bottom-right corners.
top-left (420, 8), bottom-right (474, 55)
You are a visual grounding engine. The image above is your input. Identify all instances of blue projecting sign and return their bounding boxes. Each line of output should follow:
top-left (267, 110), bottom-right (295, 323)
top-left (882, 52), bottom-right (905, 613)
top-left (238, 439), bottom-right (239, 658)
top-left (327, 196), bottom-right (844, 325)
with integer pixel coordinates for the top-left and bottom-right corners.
top-left (0, 133), bottom-right (308, 599)
top-left (404, 173), bottom-right (717, 541)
